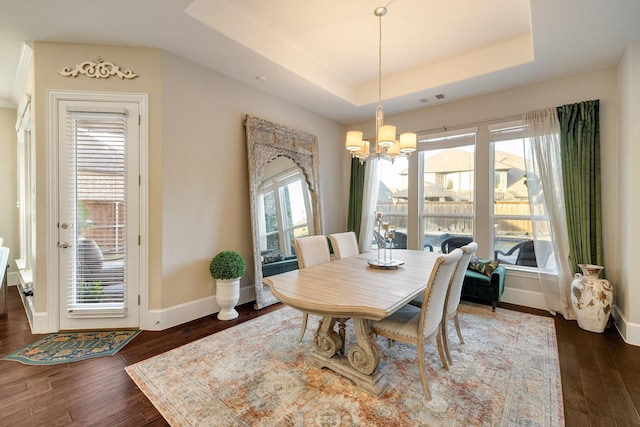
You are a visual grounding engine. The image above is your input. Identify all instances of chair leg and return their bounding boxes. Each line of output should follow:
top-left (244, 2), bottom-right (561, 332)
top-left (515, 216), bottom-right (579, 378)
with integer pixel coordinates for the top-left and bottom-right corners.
top-left (442, 320), bottom-right (453, 366)
top-left (436, 330), bottom-right (449, 371)
top-left (453, 313), bottom-right (465, 345)
top-left (417, 342), bottom-right (433, 401)
top-left (298, 312), bottom-right (308, 343)
top-left (492, 301), bottom-right (497, 312)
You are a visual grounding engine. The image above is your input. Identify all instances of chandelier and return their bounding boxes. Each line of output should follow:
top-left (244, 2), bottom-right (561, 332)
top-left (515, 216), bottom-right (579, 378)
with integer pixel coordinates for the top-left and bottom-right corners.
top-left (345, 6), bottom-right (416, 163)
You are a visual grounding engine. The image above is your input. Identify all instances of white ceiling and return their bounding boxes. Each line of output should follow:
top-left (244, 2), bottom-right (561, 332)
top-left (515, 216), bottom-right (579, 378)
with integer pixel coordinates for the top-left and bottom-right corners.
top-left (0, 0), bottom-right (639, 124)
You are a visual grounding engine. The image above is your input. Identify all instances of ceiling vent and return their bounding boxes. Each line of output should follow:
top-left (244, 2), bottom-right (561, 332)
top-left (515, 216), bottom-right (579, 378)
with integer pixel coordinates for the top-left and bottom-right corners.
top-left (435, 93), bottom-right (446, 100)
top-left (419, 97), bottom-right (429, 104)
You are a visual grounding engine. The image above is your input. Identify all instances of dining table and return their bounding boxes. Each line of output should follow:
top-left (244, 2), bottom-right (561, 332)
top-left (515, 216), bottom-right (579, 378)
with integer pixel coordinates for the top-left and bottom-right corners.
top-left (263, 249), bottom-right (440, 396)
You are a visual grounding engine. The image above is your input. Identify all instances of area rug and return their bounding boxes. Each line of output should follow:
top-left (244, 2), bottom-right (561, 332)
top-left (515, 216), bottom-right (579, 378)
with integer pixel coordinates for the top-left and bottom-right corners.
top-left (126, 303), bottom-right (564, 426)
top-left (3, 329), bottom-right (140, 365)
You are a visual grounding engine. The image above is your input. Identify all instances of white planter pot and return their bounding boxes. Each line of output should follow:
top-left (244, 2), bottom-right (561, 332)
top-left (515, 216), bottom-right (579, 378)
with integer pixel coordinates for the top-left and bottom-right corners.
top-left (570, 264), bottom-right (613, 333)
top-left (216, 278), bottom-right (240, 320)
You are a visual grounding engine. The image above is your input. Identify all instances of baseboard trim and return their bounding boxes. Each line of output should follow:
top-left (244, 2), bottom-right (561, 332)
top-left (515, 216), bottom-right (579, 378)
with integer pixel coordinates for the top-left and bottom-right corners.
top-left (146, 285), bottom-right (256, 331)
top-left (500, 287), bottom-right (549, 311)
top-left (7, 271), bottom-right (21, 286)
top-left (612, 305), bottom-right (640, 346)
top-left (31, 310), bottom-right (49, 334)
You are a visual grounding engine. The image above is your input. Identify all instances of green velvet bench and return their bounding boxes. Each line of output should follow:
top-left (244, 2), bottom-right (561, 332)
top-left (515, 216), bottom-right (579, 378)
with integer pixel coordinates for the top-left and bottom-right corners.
top-left (461, 265), bottom-right (506, 311)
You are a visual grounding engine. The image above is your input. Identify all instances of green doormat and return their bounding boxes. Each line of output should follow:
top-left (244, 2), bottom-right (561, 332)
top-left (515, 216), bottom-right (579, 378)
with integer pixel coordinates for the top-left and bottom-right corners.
top-left (2, 329), bottom-right (140, 365)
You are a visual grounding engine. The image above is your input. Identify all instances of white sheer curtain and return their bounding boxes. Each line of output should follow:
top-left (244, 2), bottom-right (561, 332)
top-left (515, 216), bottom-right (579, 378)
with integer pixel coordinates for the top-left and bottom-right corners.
top-left (523, 109), bottom-right (575, 319)
top-left (358, 157), bottom-right (381, 253)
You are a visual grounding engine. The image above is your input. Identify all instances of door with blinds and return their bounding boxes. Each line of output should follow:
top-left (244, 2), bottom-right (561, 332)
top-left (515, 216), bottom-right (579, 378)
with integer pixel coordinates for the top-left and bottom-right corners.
top-left (58, 100), bottom-right (140, 330)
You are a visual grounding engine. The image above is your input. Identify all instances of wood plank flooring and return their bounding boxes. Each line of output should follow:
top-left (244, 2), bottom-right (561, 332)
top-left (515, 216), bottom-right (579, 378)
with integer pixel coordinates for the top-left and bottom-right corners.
top-left (1, 286), bottom-right (639, 426)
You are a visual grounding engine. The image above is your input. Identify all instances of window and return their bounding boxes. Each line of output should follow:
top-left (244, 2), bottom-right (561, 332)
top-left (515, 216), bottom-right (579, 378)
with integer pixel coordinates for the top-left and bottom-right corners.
top-left (420, 130), bottom-right (476, 252)
top-left (372, 120), bottom-right (553, 271)
top-left (64, 109), bottom-right (129, 308)
top-left (15, 96), bottom-right (34, 278)
top-left (375, 156), bottom-right (408, 248)
top-left (491, 123), bottom-right (555, 270)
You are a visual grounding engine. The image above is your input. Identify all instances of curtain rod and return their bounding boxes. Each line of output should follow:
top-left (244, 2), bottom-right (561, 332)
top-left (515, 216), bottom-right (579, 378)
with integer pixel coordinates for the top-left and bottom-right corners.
top-left (415, 113), bottom-right (523, 135)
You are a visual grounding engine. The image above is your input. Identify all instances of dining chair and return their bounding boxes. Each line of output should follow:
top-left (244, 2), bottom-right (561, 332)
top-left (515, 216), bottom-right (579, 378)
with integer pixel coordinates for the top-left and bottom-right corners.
top-left (440, 236), bottom-right (473, 254)
top-left (495, 240), bottom-right (554, 268)
top-left (370, 248), bottom-right (463, 401)
top-left (410, 242), bottom-right (478, 366)
top-left (328, 231), bottom-right (359, 259)
top-left (292, 235), bottom-right (331, 342)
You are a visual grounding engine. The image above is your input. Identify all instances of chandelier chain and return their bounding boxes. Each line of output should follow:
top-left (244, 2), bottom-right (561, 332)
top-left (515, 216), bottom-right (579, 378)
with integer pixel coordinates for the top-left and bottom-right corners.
top-left (344, 6), bottom-right (417, 162)
top-left (378, 11), bottom-right (382, 106)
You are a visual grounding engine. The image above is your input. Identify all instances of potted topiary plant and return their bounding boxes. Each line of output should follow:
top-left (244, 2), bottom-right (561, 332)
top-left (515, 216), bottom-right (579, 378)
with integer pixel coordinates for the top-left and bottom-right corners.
top-left (209, 250), bottom-right (246, 320)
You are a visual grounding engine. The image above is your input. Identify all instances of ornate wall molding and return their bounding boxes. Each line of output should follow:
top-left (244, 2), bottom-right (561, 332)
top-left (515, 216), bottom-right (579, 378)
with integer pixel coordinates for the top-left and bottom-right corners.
top-left (58, 57), bottom-right (138, 80)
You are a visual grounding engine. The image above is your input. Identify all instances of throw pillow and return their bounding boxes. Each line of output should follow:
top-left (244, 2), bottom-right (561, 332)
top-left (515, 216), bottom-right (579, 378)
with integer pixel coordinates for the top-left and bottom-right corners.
top-left (468, 257), bottom-right (499, 276)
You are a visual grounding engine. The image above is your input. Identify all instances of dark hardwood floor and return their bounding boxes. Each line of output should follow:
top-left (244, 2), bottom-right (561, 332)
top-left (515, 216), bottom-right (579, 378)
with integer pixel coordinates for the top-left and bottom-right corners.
top-left (1, 286), bottom-right (639, 427)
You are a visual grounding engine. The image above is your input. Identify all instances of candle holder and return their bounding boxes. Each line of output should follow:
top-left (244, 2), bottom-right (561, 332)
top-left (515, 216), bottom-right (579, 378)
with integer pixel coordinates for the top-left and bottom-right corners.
top-left (368, 212), bottom-right (404, 269)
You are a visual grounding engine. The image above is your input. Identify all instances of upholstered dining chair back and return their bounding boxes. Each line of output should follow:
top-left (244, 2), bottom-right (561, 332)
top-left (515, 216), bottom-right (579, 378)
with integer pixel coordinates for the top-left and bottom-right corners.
top-left (370, 248), bottom-right (462, 401)
top-left (410, 242), bottom-right (477, 311)
top-left (291, 235), bottom-right (331, 344)
top-left (292, 235), bottom-right (331, 268)
top-left (436, 242), bottom-right (478, 365)
top-left (328, 232), bottom-right (359, 260)
top-left (419, 249), bottom-right (463, 340)
top-left (446, 242), bottom-right (477, 316)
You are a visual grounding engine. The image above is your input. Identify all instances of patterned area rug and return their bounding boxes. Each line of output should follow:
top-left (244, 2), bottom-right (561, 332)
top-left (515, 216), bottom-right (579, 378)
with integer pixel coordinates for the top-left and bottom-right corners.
top-left (3, 330), bottom-right (140, 365)
top-left (126, 303), bottom-right (564, 426)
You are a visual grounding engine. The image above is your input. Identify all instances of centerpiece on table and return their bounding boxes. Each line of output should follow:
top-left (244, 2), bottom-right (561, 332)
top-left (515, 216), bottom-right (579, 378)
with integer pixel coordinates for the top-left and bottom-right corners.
top-left (368, 211), bottom-right (404, 270)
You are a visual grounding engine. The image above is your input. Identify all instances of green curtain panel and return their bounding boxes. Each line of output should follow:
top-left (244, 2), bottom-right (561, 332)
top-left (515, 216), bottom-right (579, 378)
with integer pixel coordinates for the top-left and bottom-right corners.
top-left (347, 158), bottom-right (366, 238)
top-left (557, 100), bottom-right (603, 274)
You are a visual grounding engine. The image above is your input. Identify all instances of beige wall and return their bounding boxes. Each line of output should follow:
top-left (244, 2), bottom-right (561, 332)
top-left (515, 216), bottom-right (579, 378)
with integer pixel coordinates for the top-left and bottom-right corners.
top-left (159, 52), bottom-right (345, 308)
top-left (31, 42), bottom-right (163, 312)
top-left (618, 40), bottom-right (640, 325)
top-left (26, 42), bottom-right (346, 318)
top-left (0, 107), bottom-right (18, 269)
top-left (348, 67), bottom-right (620, 299)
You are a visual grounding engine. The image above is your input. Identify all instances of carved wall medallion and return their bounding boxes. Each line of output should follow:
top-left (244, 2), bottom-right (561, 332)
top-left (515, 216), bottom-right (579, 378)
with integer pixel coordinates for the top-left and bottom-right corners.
top-left (58, 57), bottom-right (138, 80)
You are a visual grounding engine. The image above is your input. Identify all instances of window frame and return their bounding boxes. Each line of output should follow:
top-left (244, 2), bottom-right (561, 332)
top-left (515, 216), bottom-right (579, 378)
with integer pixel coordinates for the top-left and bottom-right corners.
top-left (417, 128), bottom-right (477, 252)
top-left (371, 119), bottom-right (553, 273)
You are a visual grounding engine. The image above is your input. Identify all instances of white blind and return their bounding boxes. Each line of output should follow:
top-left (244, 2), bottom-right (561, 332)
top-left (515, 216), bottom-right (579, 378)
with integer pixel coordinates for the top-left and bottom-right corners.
top-left (66, 110), bottom-right (128, 313)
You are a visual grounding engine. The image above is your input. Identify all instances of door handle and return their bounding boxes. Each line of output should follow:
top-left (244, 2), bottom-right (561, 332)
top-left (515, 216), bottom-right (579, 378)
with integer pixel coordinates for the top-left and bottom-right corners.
top-left (58, 242), bottom-right (69, 248)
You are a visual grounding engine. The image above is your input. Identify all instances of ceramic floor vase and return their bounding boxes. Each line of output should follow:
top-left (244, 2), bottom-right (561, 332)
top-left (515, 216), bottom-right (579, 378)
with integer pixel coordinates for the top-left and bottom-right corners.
top-left (570, 264), bottom-right (613, 333)
top-left (215, 278), bottom-right (240, 320)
